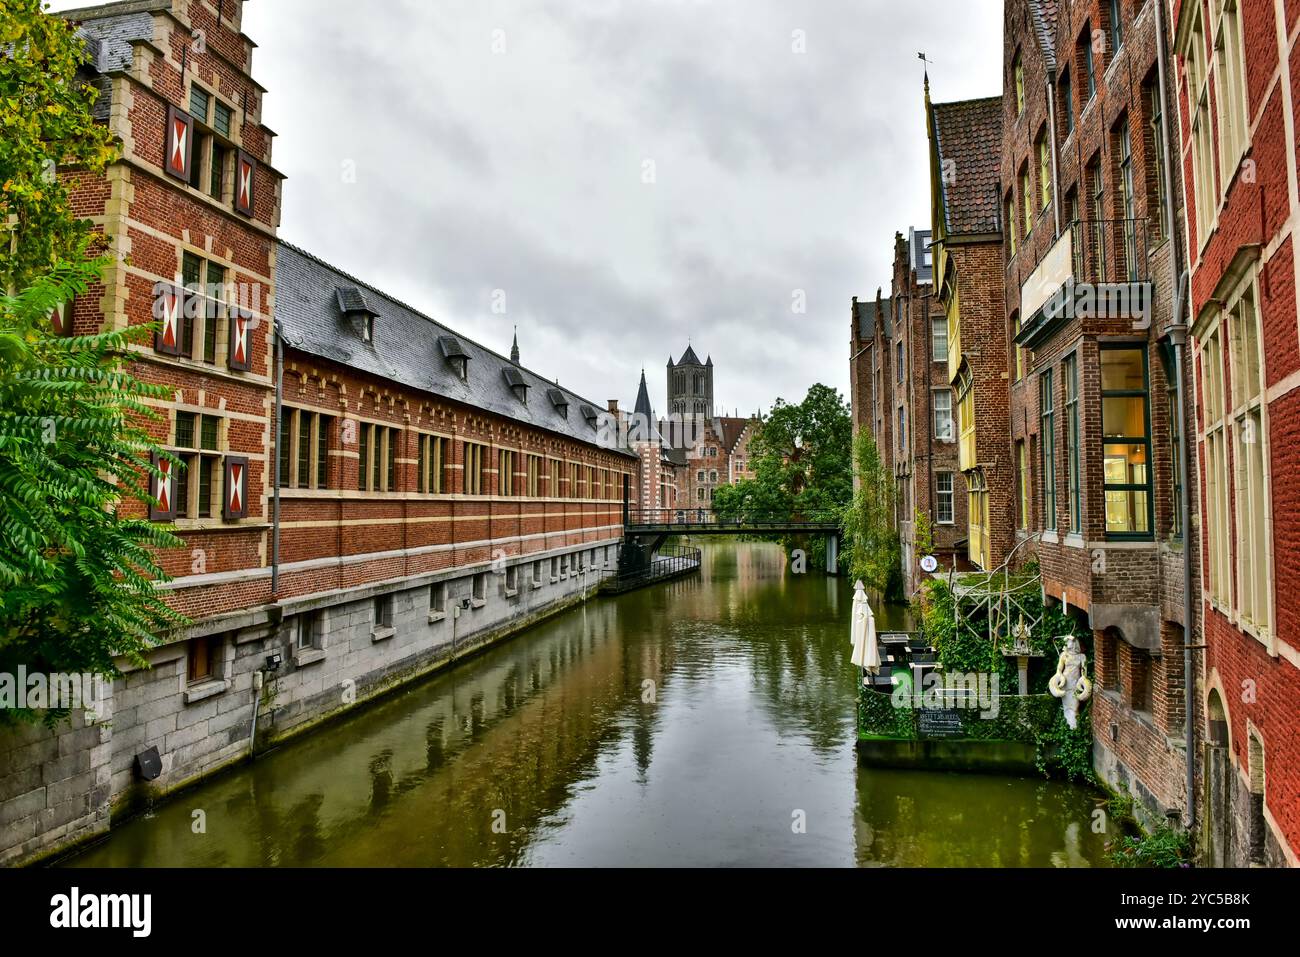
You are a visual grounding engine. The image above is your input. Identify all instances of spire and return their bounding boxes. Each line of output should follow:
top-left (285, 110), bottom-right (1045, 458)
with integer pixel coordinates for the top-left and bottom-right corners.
top-left (633, 368), bottom-right (653, 420)
top-left (510, 326), bottom-right (519, 364)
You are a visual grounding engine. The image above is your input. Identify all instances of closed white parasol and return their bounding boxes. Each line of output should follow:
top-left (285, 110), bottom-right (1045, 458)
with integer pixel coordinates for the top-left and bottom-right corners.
top-left (850, 580), bottom-right (880, 673)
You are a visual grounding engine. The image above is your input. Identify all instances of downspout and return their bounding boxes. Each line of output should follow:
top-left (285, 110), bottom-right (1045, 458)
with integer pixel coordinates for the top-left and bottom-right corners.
top-left (1046, 69), bottom-right (1063, 234)
top-left (272, 326), bottom-right (283, 596)
top-left (1154, 0), bottom-right (1196, 833)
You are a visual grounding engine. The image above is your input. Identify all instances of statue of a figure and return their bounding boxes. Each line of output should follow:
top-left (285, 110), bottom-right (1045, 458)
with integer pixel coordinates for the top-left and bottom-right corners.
top-left (1048, 636), bottom-right (1092, 729)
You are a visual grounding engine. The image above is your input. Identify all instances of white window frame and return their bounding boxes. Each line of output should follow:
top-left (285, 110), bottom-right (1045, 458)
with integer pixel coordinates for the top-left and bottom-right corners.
top-left (1224, 272), bottom-right (1272, 644)
top-left (933, 389), bottom-right (953, 442)
top-left (936, 471), bottom-right (954, 524)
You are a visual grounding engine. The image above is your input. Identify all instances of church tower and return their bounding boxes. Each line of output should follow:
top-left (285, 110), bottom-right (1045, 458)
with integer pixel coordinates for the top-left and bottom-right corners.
top-left (666, 346), bottom-right (713, 417)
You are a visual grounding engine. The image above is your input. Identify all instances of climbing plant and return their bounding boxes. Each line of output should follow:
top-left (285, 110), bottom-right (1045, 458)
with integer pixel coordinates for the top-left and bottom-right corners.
top-left (907, 562), bottom-right (1096, 782)
top-left (840, 432), bottom-right (902, 598)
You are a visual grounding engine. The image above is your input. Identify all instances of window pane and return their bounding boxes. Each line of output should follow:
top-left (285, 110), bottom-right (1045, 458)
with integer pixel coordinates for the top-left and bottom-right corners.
top-left (315, 416), bottom-right (330, 488)
top-left (214, 101), bottom-right (232, 137)
top-left (176, 411), bottom-right (196, 449)
top-left (297, 414), bottom-right (310, 489)
top-left (1106, 489), bottom-right (1149, 534)
top-left (200, 415), bottom-right (219, 450)
top-left (189, 87), bottom-right (210, 122)
top-left (1100, 348), bottom-right (1144, 390)
top-left (278, 407), bottom-right (292, 488)
top-left (1104, 442), bottom-right (1148, 485)
top-left (1102, 396), bottom-right (1146, 437)
top-left (198, 456), bottom-right (214, 517)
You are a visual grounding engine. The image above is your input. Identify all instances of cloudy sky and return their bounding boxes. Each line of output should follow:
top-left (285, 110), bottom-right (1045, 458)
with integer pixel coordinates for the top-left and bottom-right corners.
top-left (58, 0), bottom-right (1002, 416)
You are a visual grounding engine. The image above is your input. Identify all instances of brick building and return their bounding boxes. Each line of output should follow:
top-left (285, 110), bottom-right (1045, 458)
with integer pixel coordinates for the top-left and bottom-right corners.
top-left (926, 90), bottom-right (1013, 572)
top-left (850, 292), bottom-right (893, 462)
top-left (0, 0), bottom-right (636, 866)
top-left (628, 370), bottom-right (680, 512)
top-left (850, 230), bottom-right (967, 595)
top-left (1171, 0), bottom-right (1300, 866)
top-left (1002, 0), bottom-right (1199, 835)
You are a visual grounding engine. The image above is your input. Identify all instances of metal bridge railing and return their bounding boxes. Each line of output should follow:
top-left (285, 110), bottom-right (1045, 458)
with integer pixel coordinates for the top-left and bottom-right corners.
top-left (603, 544), bottom-right (701, 592)
top-left (625, 507), bottom-right (840, 529)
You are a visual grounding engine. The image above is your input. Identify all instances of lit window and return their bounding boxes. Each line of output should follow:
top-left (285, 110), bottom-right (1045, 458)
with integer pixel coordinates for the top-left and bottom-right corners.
top-left (1100, 347), bottom-right (1152, 536)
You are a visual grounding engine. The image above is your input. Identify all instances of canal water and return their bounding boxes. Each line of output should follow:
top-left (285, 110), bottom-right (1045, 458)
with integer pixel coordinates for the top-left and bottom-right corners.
top-left (65, 541), bottom-right (1110, 867)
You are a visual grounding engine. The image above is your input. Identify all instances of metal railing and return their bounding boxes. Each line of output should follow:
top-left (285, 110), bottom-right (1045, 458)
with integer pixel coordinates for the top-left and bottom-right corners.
top-left (602, 544), bottom-right (701, 593)
top-left (626, 507), bottom-right (840, 530)
top-left (1066, 216), bottom-right (1151, 285)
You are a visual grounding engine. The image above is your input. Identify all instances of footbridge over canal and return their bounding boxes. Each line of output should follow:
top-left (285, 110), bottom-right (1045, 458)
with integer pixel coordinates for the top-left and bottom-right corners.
top-left (606, 507), bottom-right (842, 593)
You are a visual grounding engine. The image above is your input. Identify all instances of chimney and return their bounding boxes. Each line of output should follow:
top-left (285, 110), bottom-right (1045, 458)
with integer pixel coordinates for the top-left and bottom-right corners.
top-left (607, 399), bottom-right (620, 414)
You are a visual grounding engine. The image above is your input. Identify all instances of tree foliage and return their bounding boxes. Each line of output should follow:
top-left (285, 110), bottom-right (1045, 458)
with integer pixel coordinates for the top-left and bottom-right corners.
top-left (0, 261), bottom-right (186, 725)
top-left (0, 4), bottom-right (180, 726)
top-left (840, 431), bottom-right (902, 598)
top-left (711, 384), bottom-right (853, 569)
top-left (1, 0), bottom-right (119, 287)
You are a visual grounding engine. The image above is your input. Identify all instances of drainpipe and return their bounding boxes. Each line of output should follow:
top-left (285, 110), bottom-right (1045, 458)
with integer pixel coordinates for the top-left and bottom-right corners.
top-left (271, 327), bottom-right (283, 596)
top-left (1045, 71), bottom-right (1062, 234)
top-left (1155, 0), bottom-right (1196, 833)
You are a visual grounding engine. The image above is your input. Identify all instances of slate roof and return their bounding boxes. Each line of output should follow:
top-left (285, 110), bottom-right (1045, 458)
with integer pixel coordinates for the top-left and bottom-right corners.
top-left (1028, 0), bottom-right (1060, 68)
top-left (931, 96), bottom-right (1004, 236)
top-left (633, 371), bottom-right (654, 420)
top-left (854, 296), bottom-right (892, 341)
top-left (274, 242), bottom-right (635, 458)
top-left (717, 416), bottom-right (754, 453)
top-left (675, 345), bottom-right (702, 366)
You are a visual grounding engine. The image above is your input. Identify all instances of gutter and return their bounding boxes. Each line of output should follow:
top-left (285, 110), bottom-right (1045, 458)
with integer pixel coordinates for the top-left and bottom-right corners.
top-left (1154, 0), bottom-right (1196, 834)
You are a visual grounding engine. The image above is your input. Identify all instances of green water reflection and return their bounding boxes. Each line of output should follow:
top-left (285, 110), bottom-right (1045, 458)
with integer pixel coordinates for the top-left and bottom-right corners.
top-left (65, 541), bottom-right (1108, 867)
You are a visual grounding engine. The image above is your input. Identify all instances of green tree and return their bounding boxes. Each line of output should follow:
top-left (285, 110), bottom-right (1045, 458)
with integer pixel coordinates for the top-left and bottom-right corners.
top-left (712, 384), bottom-right (853, 569)
top-left (841, 431), bottom-right (903, 599)
top-left (1, 0), bottom-right (119, 288)
top-left (0, 262), bottom-right (185, 724)
top-left (0, 3), bottom-right (182, 725)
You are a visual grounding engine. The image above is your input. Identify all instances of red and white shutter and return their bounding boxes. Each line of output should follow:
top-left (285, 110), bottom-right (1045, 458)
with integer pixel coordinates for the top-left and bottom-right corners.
top-left (227, 305), bottom-right (252, 371)
top-left (223, 455), bottom-right (249, 520)
top-left (235, 150), bottom-right (256, 216)
top-left (154, 283), bottom-right (186, 355)
top-left (164, 106), bottom-right (194, 181)
top-left (149, 451), bottom-right (177, 521)
top-left (51, 298), bottom-right (72, 337)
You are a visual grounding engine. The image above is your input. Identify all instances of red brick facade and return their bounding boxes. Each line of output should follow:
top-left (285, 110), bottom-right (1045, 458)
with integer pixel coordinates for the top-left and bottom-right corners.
top-left (1172, 0), bottom-right (1300, 866)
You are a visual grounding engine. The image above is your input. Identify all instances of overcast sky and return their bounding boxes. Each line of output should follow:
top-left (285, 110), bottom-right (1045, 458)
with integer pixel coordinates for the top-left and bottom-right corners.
top-left (55, 0), bottom-right (1002, 416)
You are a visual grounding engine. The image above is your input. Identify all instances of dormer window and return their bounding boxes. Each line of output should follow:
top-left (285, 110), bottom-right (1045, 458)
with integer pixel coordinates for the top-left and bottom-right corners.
top-left (503, 366), bottom-right (529, 404)
top-left (439, 335), bottom-right (469, 381)
top-left (580, 404), bottom-right (599, 429)
top-left (336, 287), bottom-right (377, 343)
top-left (548, 387), bottom-right (569, 418)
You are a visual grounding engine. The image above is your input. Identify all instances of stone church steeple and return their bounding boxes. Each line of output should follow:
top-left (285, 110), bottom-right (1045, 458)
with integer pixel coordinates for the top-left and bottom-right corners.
top-left (666, 345), bottom-right (713, 416)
